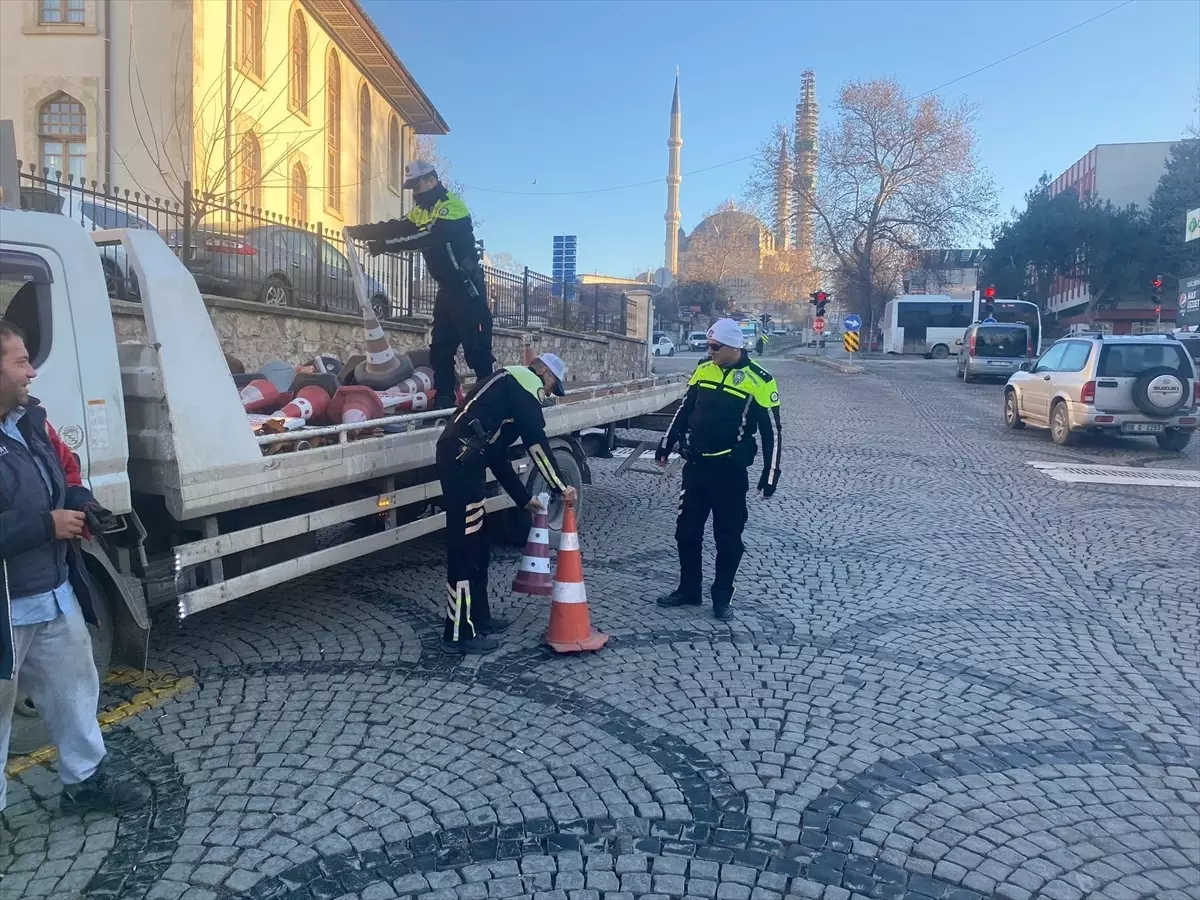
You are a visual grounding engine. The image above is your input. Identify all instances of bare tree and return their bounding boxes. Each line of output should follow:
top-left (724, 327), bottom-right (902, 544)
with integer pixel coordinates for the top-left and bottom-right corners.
top-left (746, 78), bottom-right (996, 326)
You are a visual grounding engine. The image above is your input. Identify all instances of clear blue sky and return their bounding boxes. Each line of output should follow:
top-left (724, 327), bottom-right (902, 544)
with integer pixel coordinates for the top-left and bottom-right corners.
top-left (364, 0), bottom-right (1199, 278)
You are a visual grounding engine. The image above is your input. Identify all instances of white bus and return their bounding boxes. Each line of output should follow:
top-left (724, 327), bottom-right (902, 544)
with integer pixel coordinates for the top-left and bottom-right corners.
top-left (882, 294), bottom-right (1044, 358)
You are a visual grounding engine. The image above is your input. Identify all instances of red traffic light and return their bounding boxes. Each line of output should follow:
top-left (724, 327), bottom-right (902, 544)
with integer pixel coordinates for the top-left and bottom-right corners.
top-left (1151, 276), bottom-right (1163, 290)
top-left (815, 291), bottom-right (827, 302)
top-left (1154, 306), bottom-right (1161, 315)
top-left (983, 285), bottom-right (996, 299)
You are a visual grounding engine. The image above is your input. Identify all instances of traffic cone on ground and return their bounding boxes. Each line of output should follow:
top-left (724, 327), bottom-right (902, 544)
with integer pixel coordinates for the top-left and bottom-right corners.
top-left (512, 493), bottom-right (553, 596)
top-left (276, 373), bottom-right (339, 425)
top-left (545, 499), bottom-right (608, 653)
top-left (327, 385), bottom-right (386, 424)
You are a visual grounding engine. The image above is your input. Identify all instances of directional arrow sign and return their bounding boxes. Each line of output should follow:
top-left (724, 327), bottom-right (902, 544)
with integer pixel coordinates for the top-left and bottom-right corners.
top-left (843, 314), bottom-right (862, 332)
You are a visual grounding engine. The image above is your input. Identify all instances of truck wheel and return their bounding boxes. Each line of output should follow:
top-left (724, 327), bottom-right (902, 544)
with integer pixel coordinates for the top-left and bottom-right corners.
top-left (8, 580), bottom-right (113, 757)
top-left (494, 448), bottom-right (585, 549)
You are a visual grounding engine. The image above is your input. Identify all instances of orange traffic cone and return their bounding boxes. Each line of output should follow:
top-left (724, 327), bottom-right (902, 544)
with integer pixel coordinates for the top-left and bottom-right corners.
top-left (327, 385), bottom-right (386, 424)
top-left (545, 499), bottom-right (608, 653)
top-left (277, 373), bottom-right (339, 424)
top-left (513, 493), bottom-right (553, 596)
top-left (240, 378), bottom-right (292, 413)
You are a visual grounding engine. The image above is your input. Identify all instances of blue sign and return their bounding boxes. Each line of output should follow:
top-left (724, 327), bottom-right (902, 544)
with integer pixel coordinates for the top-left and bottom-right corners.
top-left (843, 314), bottom-right (862, 332)
top-left (982, 316), bottom-right (997, 324)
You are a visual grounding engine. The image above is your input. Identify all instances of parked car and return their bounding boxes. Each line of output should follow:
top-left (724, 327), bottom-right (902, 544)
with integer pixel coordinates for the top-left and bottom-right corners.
top-left (652, 332), bottom-right (676, 357)
top-left (956, 322), bottom-right (1032, 383)
top-left (687, 331), bottom-right (708, 351)
top-left (169, 222), bottom-right (394, 319)
top-left (1003, 333), bottom-right (1199, 450)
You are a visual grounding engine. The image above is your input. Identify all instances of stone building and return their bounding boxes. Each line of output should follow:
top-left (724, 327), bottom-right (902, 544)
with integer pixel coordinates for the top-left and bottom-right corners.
top-left (0, 0), bottom-right (447, 227)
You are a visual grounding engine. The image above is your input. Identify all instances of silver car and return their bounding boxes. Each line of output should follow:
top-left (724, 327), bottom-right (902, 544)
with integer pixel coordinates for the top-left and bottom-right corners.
top-left (1003, 333), bottom-right (1199, 451)
top-left (956, 322), bottom-right (1032, 382)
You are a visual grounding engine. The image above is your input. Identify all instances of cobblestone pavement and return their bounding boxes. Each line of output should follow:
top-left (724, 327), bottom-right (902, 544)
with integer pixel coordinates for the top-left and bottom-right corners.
top-left (3, 357), bottom-right (1198, 900)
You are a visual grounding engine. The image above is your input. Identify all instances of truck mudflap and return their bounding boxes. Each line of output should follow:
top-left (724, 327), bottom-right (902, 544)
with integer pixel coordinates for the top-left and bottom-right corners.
top-left (81, 537), bottom-right (151, 670)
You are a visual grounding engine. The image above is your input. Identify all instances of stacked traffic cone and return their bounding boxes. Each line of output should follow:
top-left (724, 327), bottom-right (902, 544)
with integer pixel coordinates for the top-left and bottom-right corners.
top-left (512, 493), bottom-right (553, 596)
top-left (276, 373), bottom-right (339, 425)
top-left (328, 385), bottom-right (386, 424)
top-left (240, 378), bottom-right (292, 413)
top-left (352, 306), bottom-right (411, 390)
top-left (545, 499), bottom-right (607, 653)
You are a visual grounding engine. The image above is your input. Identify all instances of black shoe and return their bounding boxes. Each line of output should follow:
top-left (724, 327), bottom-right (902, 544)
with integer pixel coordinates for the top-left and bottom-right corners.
top-left (433, 394), bottom-right (457, 411)
top-left (442, 635), bottom-right (500, 655)
top-left (712, 587), bottom-right (736, 621)
top-left (475, 617), bottom-right (511, 635)
top-left (60, 764), bottom-right (150, 815)
top-left (656, 589), bottom-right (702, 608)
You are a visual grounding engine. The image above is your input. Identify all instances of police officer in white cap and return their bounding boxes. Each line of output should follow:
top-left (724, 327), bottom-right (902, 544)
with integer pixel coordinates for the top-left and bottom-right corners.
top-left (434, 353), bottom-right (577, 654)
top-left (346, 161), bottom-right (489, 409)
top-left (655, 318), bottom-right (782, 620)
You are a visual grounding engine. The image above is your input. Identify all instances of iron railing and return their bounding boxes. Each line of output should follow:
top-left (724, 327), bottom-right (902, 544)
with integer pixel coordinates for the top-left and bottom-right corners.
top-left (14, 167), bottom-right (631, 334)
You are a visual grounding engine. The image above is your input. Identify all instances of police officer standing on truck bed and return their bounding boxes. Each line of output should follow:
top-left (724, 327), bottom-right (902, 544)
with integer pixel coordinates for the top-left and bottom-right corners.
top-left (346, 161), bottom-right (490, 409)
top-left (436, 353), bottom-right (577, 655)
top-left (655, 319), bottom-right (782, 620)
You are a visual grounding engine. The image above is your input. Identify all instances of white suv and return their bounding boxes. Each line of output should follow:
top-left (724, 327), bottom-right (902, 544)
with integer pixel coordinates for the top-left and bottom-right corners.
top-left (1003, 333), bottom-right (1199, 451)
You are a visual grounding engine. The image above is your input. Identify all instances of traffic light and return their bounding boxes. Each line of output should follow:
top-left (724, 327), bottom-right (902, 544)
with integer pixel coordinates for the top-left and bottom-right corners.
top-left (1151, 275), bottom-right (1163, 304)
top-left (760, 312), bottom-right (772, 331)
top-left (982, 285), bottom-right (996, 317)
top-left (810, 290), bottom-right (829, 318)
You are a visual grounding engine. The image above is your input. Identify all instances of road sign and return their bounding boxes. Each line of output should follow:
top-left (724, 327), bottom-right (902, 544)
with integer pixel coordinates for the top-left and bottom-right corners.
top-left (1187, 208), bottom-right (1200, 243)
top-left (843, 331), bottom-right (860, 353)
top-left (813, 317), bottom-right (826, 333)
top-left (844, 314), bottom-right (862, 332)
top-left (982, 316), bottom-right (997, 324)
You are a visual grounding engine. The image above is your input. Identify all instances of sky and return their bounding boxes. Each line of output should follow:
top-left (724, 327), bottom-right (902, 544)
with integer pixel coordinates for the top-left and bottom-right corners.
top-left (364, 0), bottom-right (1199, 279)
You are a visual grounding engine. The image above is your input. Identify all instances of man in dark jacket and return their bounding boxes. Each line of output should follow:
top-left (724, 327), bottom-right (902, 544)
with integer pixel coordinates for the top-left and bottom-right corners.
top-left (0, 322), bottom-right (148, 814)
top-left (346, 161), bottom-right (491, 408)
top-left (436, 354), bottom-right (576, 655)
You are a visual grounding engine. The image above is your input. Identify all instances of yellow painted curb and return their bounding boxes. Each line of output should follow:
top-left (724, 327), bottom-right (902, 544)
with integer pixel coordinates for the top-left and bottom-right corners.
top-left (5, 667), bottom-right (195, 778)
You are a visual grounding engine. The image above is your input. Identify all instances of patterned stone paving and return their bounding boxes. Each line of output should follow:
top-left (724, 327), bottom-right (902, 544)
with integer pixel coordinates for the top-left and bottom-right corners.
top-left (2, 356), bottom-right (1198, 900)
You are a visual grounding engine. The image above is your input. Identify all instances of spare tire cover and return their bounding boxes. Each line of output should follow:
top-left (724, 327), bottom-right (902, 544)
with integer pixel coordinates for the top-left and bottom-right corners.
top-left (1132, 367), bottom-right (1188, 417)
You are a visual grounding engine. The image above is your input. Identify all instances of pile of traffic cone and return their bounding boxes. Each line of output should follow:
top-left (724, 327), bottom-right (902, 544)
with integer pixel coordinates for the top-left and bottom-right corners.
top-left (512, 493), bottom-right (553, 596)
top-left (274, 373), bottom-right (338, 427)
top-left (352, 305), bottom-right (411, 390)
top-left (328, 385), bottom-right (386, 424)
top-left (545, 499), bottom-right (608, 653)
top-left (240, 378), bottom-right (291, 413)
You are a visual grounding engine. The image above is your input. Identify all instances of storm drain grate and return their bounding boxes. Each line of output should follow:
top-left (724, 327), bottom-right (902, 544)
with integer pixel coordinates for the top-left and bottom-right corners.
top-left (1027, 462), bottom-right (1200, 487)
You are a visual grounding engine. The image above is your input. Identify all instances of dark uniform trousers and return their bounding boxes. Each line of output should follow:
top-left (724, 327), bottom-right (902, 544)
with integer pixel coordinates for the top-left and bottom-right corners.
top-left (675, 457), bottom-right (749, 599)
top-left (431, 272), bottom-right (494, 400)
top-left (436, 442), bottom-right (492, 642)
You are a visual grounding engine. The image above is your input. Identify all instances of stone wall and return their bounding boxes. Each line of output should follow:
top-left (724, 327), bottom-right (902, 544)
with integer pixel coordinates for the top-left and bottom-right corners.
top-left (110, 295), bottom-right (649, 385)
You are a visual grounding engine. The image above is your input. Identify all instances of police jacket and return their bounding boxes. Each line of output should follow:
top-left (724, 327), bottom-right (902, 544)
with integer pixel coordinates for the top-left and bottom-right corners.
top-left (657, 354), bottom-right (782, 493)
top-left (438, 366), bottom-right (569, 508)
top-left (0, 398), bottom-right (103, 680)
top-left (346, 185), bottom-right (483, 297)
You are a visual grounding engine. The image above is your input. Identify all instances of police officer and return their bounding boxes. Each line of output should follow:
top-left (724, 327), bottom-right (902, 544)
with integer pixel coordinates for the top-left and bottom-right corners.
top-left (655, 319), bottom-right (782, 620)
top-left (346, 161), bottom-right (490, 409)
top-left (436, 353), bottom-right (577, 654)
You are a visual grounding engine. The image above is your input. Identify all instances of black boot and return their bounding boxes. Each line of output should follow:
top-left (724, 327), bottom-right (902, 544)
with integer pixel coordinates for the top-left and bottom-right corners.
top-left (60, 763), bottom-right (151, 814)
top-left (711, 586), bottom-right (736, 621)
top-left (656, 588), bottom-right (702, 608)
top-left (442, 634), bottom-right (500, 654)
top-left (475, 617), bottom-right (511, 635)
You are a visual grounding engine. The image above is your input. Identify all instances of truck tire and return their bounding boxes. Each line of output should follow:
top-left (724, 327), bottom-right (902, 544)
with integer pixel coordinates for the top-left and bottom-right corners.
top-left (493, 447), bottom-right (585, 549)
top-left (8, 579), bottom-right (113, 757)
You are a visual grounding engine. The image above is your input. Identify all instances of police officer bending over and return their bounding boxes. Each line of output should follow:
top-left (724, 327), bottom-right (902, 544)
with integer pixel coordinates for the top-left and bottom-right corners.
top-left (346, 161), bottom-right (490, 409)
top-left (655, 318), bottom-right (782, 620)
top-left (436, 353), bottom-right (577, 654)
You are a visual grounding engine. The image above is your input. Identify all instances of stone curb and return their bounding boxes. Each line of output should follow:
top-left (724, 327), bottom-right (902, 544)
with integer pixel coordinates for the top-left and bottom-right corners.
top-left (788, 353), bottom-right (865, 375)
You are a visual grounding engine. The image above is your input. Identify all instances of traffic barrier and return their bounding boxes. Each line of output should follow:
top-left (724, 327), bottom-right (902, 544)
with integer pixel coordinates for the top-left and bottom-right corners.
top-left (545, 500), bottom-right (608, 653)
top-left (512, 493), bottom-right (553, 596)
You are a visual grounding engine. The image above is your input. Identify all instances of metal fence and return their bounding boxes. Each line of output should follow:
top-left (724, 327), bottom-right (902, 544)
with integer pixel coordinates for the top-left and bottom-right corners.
top-left (15, 167), bottom-right (630, 335)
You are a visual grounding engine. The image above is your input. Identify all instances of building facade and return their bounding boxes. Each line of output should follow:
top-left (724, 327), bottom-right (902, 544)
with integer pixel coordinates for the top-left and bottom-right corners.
top-left (903, 249), bottom-right (987, 300)
top-left (1045, 142), bottom-right (1173, 321)
top-left (0, 0), bottom-right (447, 228)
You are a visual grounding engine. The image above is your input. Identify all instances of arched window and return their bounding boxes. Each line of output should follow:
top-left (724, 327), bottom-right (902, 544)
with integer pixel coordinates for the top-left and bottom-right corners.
top-left (238, 131), bottom-right (262, 211)
top-left (325, 50), bottom-right (341, 212)
top-left (388, 116), bottom-right (401, 192)
top-left (288, 9), bottom-right (308, 115)
top-left (38, 93), bottom-right (87, 181)
top-left (358, 83), bottom-right (371, 223)
top-left (289, 162), bottom-right (308, 224)
top-left (238, 0), bottom-right (263, 79)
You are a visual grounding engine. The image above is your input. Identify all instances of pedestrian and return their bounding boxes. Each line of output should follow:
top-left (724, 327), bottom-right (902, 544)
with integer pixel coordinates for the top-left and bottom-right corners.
top-left (346, 161), bottom-right (490, 409)
top-left (435, 354), bottom-right (577, 654)
top-left (0, 322), bottom-right (149, 814)
top-left (655, 318), bottom-right (782, 619)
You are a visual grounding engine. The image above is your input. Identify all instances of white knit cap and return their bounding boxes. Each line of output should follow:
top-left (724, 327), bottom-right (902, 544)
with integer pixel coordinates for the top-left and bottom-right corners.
top-left (707, 319), bottom-right (743, 348)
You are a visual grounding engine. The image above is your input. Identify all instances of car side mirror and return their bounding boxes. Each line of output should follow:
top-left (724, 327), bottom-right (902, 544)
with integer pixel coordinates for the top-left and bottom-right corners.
top-left (954, 339), bottom-right (963, 346)
top-left (1019, 361), bottom-right (1032, 372)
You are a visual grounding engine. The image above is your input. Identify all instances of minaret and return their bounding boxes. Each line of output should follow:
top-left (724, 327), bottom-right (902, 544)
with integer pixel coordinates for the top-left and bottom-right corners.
top-left (664, 70), bottom-right (682, 275)
top-left (774, 133), bottom-right (791, 251)
top-left (793, 70), bottom-right (818, 261)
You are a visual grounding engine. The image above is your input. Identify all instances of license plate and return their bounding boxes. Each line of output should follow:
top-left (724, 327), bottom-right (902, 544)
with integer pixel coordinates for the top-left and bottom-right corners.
top-left (986, 361), bottom-right (1011, 367)
top-left (1121, 423), bottom-right (1164, 434)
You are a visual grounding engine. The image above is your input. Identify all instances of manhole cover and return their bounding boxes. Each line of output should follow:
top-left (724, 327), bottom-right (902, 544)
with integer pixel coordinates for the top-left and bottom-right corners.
top-left (1027, 462), bottom-right (1200, 487)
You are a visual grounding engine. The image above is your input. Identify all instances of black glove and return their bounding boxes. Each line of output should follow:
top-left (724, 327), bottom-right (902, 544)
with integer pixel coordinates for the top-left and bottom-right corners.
top-left (366, 240), bottom-right (388, 257)
top-left (82, 500), bottom-right (116, 534)
top-left (758, 480), bottom-right (776, 499)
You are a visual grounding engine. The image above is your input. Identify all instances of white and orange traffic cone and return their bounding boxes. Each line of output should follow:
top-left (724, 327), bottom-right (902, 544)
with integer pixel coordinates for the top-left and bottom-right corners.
top-left (327, 385), bottom-right (386, 424)
top-left (512, 493), bottom-right (553, 596)
top-left (240, 378), bottom-right (292, 414)
top-left (545, 499), bottom-right (607, 653)
top-left (276, 373), bottom-right (338, 426)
